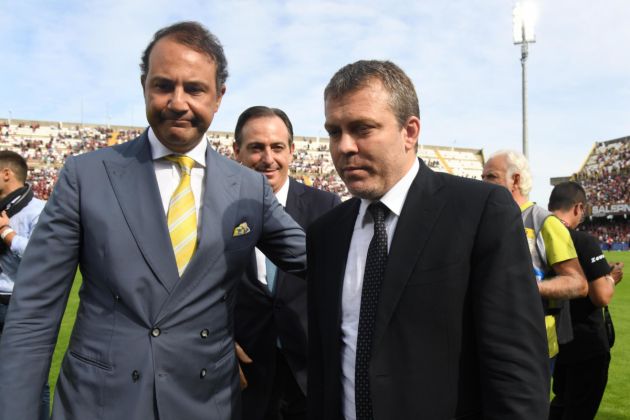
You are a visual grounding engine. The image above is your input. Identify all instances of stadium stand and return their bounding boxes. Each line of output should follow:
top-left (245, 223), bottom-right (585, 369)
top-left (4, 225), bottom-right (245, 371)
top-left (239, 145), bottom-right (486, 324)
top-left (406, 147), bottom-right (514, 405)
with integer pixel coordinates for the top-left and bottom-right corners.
top-left (1, 118), bottom-right (485, 203)
top-left (559, 135), bottom-right (630, 250)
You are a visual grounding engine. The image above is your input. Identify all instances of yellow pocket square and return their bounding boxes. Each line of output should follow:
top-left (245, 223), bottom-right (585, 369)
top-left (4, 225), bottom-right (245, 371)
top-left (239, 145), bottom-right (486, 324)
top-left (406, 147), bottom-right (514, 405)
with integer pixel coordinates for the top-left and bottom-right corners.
top-left (233, 222), bottom-right (251, 237)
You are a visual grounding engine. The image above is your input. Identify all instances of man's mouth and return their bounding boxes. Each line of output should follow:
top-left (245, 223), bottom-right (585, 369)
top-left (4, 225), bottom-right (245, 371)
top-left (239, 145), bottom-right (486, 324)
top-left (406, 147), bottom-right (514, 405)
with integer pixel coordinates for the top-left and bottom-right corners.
top-left (343, 166), bottom-right (368, 175)
top-left (169, 119), bottom-right (193, 127)
top-left (261, 168), bottom-right (278, 176)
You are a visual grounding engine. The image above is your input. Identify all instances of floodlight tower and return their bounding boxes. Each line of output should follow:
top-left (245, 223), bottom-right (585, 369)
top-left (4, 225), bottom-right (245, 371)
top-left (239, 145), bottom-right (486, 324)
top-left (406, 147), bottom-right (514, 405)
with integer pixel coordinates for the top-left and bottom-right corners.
top-left (513, 1), bottom-right (537, 159)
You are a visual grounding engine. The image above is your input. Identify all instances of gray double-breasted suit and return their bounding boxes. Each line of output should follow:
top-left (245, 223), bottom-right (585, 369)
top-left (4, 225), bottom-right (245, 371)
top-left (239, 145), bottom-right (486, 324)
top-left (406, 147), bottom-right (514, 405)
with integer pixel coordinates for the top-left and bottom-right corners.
top-left (0, 131), bottom-right (306, 420)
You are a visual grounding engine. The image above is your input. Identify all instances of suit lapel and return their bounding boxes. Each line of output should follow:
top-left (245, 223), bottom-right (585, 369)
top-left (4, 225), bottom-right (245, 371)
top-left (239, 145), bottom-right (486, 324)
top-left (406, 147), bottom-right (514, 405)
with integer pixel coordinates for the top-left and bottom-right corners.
top-left (182, 147), bottom-right (239, 281)
top-left (153, 147), bottom-right (240, 323)
top-left (276, 178), bottom-right (303, 292)
top-left (103, 133), bottom-right (180, 293)
top-left (285, 178), bottom-right (304, 224)
top-left (373, 161), bottom-right (447, 349)
top-left (327, 199), bottom-right (360, 336)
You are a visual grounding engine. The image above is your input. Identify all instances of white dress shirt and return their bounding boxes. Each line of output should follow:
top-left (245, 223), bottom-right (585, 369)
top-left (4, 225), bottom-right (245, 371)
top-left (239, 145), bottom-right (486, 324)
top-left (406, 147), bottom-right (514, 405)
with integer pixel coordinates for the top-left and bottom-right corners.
top-left (254, 177), bottom-right (290, 285)
top-left (148, 127), bottom-right (206, 223)
top-left (341, 158), bottom-right (419, 420)
top-left (0, 198), bottom-right (46, 294)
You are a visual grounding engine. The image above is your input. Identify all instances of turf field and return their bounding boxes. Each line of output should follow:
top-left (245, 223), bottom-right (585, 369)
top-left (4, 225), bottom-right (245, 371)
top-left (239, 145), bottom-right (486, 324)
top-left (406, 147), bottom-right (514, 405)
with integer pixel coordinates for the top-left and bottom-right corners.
top-left (595, 251), bottom-right (630, 419)
top-left (48, 252), bottom-right (630, 416)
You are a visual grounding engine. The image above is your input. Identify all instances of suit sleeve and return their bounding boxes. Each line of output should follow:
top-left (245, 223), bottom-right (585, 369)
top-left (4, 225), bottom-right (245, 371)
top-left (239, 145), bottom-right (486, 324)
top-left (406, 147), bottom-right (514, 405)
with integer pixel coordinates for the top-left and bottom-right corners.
top-left (306, 221), bottom-right (323, 420)
top-left (0, 157), bottom-right (81, 419)
top-left (471, 187), bottom-right (550, 419)
top-left (330, 192), bottom-right (342, 207)
top-left (257, 176), bottom-right (306, 277)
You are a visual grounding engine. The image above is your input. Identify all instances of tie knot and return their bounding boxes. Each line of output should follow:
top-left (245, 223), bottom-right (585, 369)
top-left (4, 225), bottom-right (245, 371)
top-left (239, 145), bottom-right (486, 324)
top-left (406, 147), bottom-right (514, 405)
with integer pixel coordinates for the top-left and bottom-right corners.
top-left (367, 201), bottom-right (388, 224)
top-left (166, 155), bottom-right (195, 173)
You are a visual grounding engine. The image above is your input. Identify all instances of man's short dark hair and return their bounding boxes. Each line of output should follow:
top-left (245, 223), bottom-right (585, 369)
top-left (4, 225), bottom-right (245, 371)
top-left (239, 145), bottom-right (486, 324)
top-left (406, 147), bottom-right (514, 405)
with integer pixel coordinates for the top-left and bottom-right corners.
top-left (324, 60), bottom-right (420, 127)
top-left (0, 151), bottom-right (28, 183)
top-left (234, 106), bottom-right (294, 147)
top-left (140, 21), bottom-right (228, 93)
top-left (548, 181), bottom-right (587, 211)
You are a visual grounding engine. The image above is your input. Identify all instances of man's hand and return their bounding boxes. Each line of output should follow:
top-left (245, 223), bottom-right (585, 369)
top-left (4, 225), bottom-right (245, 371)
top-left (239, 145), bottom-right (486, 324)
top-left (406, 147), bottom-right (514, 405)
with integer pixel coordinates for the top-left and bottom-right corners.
top-left (610, 262), bottom-right (624, 285)
top-left (235, 342), bottom-right (253, 390)
top-left (0, 211), bottom-right (10, 228)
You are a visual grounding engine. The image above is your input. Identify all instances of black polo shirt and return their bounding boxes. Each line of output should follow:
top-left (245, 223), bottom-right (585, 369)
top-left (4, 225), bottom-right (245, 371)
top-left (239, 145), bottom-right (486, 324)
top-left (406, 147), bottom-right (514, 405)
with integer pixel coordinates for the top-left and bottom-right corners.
top-left (557, 229), bottom-right (612, 364)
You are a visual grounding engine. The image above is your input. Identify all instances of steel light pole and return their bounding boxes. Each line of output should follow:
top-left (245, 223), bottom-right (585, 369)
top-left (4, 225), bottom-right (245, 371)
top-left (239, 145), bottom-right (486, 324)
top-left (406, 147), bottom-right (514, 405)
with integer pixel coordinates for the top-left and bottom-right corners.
top-left (513, 1), bottom-right (537, 159)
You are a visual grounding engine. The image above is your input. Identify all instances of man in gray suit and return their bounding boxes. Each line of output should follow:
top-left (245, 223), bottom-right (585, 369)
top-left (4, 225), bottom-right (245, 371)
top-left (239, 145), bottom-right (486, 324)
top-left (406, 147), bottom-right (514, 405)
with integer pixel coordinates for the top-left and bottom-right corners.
top-left (0, 21), bottom-right (306, 420)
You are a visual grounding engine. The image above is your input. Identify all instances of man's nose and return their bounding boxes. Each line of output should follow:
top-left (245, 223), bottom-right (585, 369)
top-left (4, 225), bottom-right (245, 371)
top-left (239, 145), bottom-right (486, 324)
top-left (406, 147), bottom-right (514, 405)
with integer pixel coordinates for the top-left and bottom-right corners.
top-left (261, 147), bottom-right (274, 164)
top-left (336, 133), bottom-right (358, 154)
top-left (168, 87), bottom-right (188, 113)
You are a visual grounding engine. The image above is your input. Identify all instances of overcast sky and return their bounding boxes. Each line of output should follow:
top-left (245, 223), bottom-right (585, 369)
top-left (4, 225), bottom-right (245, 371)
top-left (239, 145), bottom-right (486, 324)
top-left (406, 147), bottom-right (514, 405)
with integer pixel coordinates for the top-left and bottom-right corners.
top-left (1, 0), bottom-right (629, 203)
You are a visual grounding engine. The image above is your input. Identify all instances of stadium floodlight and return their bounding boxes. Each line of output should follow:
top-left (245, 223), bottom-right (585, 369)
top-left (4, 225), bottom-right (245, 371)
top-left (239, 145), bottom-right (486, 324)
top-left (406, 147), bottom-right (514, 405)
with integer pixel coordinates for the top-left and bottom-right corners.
top-left (513, 0), bottom-right (537, 159)
top-left (513, 1), bottom-right (537, 44)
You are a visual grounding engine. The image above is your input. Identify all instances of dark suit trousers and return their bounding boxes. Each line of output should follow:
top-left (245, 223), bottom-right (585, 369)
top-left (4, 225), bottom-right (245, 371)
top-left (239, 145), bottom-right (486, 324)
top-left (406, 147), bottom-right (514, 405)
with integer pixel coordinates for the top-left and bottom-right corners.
top-left (256, 350), bottom-right (306, 420)
top-left (549, 353), bottom-right (611, 420)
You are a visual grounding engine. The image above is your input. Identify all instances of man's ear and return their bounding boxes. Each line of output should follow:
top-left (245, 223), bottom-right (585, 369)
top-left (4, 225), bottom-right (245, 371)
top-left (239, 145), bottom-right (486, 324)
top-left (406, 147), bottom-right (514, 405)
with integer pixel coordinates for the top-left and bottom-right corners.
top-left (140, 75), bottom-right (146, 93)
top-left (214, 85), bottom-right (227, 112)
top-left (232, 142), bottom-right (240, 161)
top-left (403, 116), bottom-right (420, 152)
top-left (511, 173), bottom-right (521, 194)
top-left (1, 168), bottom-right (11, 182)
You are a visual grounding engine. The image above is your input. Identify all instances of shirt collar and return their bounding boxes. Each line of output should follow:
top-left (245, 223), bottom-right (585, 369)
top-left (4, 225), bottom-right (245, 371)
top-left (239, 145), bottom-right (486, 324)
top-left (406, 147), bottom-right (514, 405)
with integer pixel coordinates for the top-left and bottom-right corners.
top-left (147, 127), bottom-right (207, 167)
top-left (358, 158), bottom-right (420, 226)
top-left (520, 201), bottom-right (535, 212)
top-left (274, 176), bottom-right (290, 207)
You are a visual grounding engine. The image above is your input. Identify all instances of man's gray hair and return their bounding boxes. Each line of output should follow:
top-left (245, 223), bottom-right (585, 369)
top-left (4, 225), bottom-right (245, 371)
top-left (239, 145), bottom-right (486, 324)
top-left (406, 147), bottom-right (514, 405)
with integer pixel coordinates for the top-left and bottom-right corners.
top-left (324, 60), bottom-right (420, 127)
top-left (490, 150), bottom-right (533, 197)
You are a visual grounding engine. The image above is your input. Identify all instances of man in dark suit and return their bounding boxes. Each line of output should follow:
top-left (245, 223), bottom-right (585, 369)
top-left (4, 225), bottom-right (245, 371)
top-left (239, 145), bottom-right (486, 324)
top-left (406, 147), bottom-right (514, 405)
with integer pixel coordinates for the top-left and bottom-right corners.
top-left (307, 60), bottom-right (550, 420)
top-left (233, 106), bottom-right (340, 420)
top-left (0, 22), bottom-right (305, 420)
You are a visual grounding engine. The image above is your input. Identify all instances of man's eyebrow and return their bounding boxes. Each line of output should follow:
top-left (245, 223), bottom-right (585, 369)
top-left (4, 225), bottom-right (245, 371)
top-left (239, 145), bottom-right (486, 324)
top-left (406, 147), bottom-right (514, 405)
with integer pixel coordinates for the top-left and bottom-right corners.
top-left (246, 141), bottom-right (265, 148)
top-left (184, 79), bottom-right (210, 87)
top-left (148, 75), bottom-right (171, 81)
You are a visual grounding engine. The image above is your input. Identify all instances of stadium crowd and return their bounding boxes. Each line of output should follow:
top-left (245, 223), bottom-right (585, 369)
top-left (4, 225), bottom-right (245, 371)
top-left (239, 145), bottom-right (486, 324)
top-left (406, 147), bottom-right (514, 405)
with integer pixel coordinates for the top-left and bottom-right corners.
top-left (2, 120), bottom-right (627, 227)
top-left (570, 136), bottom-right (630, 248)
top-left (580, 219), bottom-right (630, 249)
top-left (1, 120), bottom-right (487, 203)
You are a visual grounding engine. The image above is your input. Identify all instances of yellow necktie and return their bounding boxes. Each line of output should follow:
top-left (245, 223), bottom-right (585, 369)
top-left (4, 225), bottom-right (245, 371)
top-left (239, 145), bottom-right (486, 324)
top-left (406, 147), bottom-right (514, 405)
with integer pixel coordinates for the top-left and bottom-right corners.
top-left (165, 155), bottom-right (197, 276)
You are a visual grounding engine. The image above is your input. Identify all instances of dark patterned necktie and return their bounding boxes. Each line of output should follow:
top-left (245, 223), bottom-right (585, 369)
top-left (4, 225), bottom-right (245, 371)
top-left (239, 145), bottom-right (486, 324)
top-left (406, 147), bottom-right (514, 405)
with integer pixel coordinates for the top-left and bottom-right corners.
top-left (355, 202), bottom-right (390, 420)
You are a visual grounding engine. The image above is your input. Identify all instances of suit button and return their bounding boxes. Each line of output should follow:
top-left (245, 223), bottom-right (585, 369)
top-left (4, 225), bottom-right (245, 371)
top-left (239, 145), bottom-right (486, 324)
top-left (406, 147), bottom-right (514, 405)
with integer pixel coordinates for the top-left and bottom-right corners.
top-left (151, 327), bottom-right (161, 337)
top-left (132, 370), bottom-right (140, 382)
top-left (221, 293), bottom-right (228, 302)
top-left (200, 329), bottom-right (209, 339)
top-left (114, 295), bottom-right (120, 301)
top-left (200, 368), bottom-right (207, 379)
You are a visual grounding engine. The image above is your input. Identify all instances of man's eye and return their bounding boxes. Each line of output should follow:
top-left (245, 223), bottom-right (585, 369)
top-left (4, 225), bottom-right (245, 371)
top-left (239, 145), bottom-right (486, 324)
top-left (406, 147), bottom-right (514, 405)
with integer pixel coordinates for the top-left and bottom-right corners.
top-left (154, 82), bottom-right (171, 91)
top-left (326, 129), bottom-right (340, 139)
top-left (187, 86), bottom-right (203, 94)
